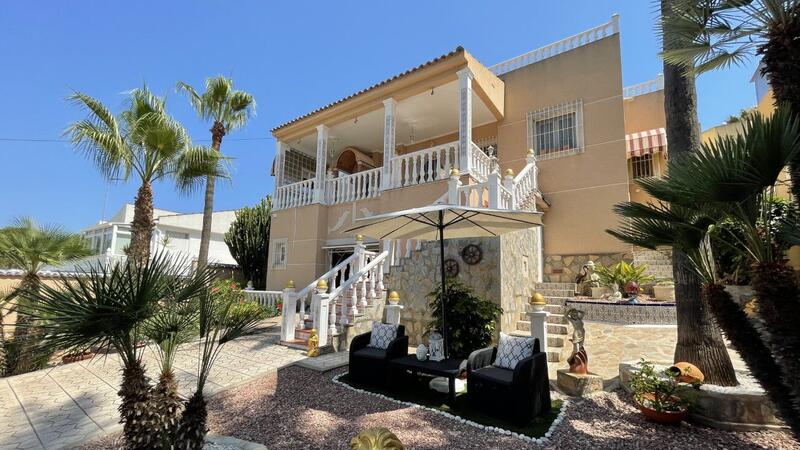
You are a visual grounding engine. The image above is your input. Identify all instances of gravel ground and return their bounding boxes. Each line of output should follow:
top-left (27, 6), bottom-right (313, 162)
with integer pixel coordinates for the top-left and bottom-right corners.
top-left (76, 365), bottom-right (799, 450)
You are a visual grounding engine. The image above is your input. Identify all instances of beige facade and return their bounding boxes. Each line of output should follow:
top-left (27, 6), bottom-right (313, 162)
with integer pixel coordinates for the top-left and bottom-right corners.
top-left (266, 16), bottom-right (671, 291)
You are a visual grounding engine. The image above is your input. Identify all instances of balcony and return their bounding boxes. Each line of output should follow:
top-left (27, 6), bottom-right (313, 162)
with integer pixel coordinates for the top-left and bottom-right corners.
top-left (274, 140), bottom-right (494, 210)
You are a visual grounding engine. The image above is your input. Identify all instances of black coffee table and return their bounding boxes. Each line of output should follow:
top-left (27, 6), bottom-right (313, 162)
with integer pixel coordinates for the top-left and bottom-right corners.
top-left (389, 355), bottom-right (466, 402)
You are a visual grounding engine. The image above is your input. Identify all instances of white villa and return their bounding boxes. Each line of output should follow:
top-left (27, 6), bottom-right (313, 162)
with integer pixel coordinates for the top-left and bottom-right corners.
top-left (80, 203), bottom-right (238, 267)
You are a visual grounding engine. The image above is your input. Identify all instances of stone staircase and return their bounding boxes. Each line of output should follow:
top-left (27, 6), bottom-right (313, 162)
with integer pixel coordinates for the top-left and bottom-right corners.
top-left (511, 282), bottom-right (576, 363)
top-left (633, 249), bottom-right (673, 280)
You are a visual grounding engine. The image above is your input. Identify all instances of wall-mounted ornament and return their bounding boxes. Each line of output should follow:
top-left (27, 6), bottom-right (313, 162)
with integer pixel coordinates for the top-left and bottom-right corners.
top-left (461, 244), bottom-right (482, 265)
top-left (443, 258), bottom-right (459, 278)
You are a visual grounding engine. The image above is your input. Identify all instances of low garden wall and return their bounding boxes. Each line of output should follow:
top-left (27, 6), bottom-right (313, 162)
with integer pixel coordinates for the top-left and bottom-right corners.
top-left (565, 299), bottom-right (676, 325)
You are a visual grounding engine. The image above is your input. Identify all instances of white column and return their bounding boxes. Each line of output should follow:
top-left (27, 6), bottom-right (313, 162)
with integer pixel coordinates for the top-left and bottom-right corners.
top-left (312, 291), bottom-right (330, 346)
top-left (487, 171), bottom-right (501, 209)
top-left (457, 68), bottom-right (474, 174)
top-left (447, 169), bottom-right (462, 205)
top-left (110, 224), bottom-right (118, 255)
top-left (354, 235), bottom-right (366, 310)
top-left (280, 283), bottom-right (298, 342)
top-left (275, 140), bottom-right (287, 188)
top-left (503, 170), bottom-right (516, 209)
top-left (315, 125), bottom-right (329, 203)
top-left (382, 98), bottom-right (397, 190)
top-left (528, 310), bottom-right (550, 355)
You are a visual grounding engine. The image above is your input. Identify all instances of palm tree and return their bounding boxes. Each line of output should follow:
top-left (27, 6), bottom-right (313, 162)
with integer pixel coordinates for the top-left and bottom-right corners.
top-left (660, 0), bottom-right (800, 201)
top-left (0, 218), bottom-right (91, 375)
top-left (608, 106), bottom-right (800, 438)
top-left (175, 284), bottom-right (266, 449)
top-left (66, 86), bottom-right (228, 264)
top-left (659, 0), bottom-right (738, 386)
top-left (176, 76), bottom-right (256, 270)
top-left (21, 252), bottom-right (216, 449)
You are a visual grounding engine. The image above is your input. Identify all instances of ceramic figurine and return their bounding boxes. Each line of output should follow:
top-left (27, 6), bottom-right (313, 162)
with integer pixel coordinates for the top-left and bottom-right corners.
top-left (428, 332), bottom-right (444, 362)
top-left (307, 329), bottom-right (320, 357)
top-left (416, 344), bottom-right (428, 361)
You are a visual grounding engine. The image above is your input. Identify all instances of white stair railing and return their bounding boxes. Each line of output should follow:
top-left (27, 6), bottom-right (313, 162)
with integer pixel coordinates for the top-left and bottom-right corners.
top-left (390, 141), bottom-right (458, 188)
top-left (513, 152), bottom-right (539, 210)
top-left (469, 142), bottom-right (493, 182)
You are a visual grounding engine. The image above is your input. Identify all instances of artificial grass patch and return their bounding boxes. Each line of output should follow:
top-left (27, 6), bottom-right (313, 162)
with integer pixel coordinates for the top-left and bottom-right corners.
top-left (337, 371), bottom-right (562, 438)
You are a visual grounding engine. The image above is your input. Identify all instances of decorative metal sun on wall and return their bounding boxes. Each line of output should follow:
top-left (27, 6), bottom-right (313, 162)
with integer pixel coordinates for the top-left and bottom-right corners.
top-left (443, 258), bottom-right (460, 278)
top-left (461, 244), bottom-right (483, 265)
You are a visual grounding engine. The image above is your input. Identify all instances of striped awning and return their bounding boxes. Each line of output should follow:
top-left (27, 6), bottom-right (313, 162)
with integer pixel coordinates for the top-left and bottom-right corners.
top-left (626, 128), bottom-right (667, 159)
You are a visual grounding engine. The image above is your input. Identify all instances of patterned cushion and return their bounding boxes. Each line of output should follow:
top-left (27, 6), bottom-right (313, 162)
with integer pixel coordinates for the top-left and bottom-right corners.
top-left (492, 332), bottom-right (535, 370)
top-left (368, 322), bottom-right (398, 350)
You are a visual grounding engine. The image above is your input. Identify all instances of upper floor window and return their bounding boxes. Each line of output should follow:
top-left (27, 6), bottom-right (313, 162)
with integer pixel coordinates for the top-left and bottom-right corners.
top-left (527, 100), bottom-right (584, 160)
top-left (271, 239), bottom-right (288, 270)
top-left (631, 154), bottom-right (654, 179)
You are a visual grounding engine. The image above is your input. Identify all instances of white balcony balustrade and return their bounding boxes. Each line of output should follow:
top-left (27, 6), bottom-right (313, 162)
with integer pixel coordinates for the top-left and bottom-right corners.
top-left (325, 167), bottom-right (381, 205)
top-left (389, 141), bottom-right (458, 188)
top-left (274, 179), bottom-right (315, 210)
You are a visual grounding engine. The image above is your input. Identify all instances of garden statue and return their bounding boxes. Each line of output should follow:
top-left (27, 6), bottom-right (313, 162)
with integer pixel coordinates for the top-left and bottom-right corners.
top-left (575, 261), bottom-right (595, 295)
top-left (350, 428), bottom-right (404, 450)
top-left (566, 308), bottom-right (588, 374)
top-left (307, 329), bottom-right (320, 357)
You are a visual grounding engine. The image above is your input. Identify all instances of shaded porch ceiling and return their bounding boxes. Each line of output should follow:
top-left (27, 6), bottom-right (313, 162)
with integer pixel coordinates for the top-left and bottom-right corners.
top-left (288, 79), bottom-right (496, 159)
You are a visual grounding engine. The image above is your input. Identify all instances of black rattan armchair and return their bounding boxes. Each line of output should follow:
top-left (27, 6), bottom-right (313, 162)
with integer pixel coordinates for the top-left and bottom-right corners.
top-left (349, 324), bottom-right (408, 386)
top-left (466, 338), bottom-right (551, 424)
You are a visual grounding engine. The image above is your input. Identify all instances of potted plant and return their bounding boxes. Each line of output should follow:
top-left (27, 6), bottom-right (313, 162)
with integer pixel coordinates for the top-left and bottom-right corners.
top-left (653, 279), bottom-right (675, 302)
top-left (594, 261), bottom-right (655, 298)
top-left (629, 359), bottom-right (690, 424)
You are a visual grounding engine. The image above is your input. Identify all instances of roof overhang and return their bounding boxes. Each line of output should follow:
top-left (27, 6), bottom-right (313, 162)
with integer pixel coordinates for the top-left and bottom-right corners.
top-left (271, 47), bottom-right (504, 142)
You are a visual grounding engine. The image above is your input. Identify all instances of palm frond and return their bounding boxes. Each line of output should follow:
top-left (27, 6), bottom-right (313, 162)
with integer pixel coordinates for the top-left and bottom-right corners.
top-left (65, 92), bottom-right (131, 181)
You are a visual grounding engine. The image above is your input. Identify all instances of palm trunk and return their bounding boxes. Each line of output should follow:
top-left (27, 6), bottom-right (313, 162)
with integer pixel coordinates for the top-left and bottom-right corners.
top-left (662, 0), bottom-right (737, 386)
top-left (672, 251), bottom-right (737, 385)
top-left (153, 370), bottom-right (183, 445)
top-left (118, 361), bottom-right (158, 449)
top-left (750, 260), bottom-right (800, 417)
top-left (10, 272), bottom-right (42, 375)
top-left (197, 122), bottom-right (225, 271)
top-left (760, 3), bottom-right (800, 204)
top-left (130, 182), bottom-right (155, 265)
top-left (175, 389), bottom-right (208, 450)
top-left (704, 283), bottom-right (800, 439)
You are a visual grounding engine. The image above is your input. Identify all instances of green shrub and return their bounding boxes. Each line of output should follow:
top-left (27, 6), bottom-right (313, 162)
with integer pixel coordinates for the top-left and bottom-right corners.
top-left (210, 280), bottom-right (268, 327)
top-left (426, 281), bottom-right (502, 359)
top-left (629, 359), bottom-right (689, 412)
top-left (594, 261), bottom-right (654, 297)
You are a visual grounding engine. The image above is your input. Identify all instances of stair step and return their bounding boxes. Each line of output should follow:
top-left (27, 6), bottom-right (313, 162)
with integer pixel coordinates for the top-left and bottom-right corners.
top-left (548, 323), bottom-right (568, 335)
top-left (509, 331), bottom-right (565, 348)
top-left (536, 289), bottom-right (575, 297)
top-left (547, 351), bottom-right (561, 363)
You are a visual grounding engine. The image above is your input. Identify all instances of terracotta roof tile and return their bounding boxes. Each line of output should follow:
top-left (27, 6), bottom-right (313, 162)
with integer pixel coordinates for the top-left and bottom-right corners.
top-left (271, 46), bottom-right (465, 133)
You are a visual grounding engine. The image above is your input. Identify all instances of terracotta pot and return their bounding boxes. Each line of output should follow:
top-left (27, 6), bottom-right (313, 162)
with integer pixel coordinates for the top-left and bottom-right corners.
top-left (635, 393), bottom-right (688, 425)
top-left (62, 352), bottom-right (93, 364)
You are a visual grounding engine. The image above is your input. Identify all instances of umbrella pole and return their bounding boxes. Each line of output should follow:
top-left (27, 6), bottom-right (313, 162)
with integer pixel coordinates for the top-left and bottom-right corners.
top-left (439, 211), bottom-right (448, 360)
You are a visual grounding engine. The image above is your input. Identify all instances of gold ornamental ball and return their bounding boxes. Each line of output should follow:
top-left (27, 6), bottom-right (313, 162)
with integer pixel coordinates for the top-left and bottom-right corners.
top-left (355, 234), bottom-right (364, 242)
top-left (505, 168), bottom-right (515, 177)
top-left (286, 280), bottom-right (295, 289)
top-left (316, 279), bottom-right (329, 290)
top-left (527, 148), bottom-right (535, 156)
top-left (450, 168), bottom-right (460, 177)
top-left (530, 292), bottom-right (546, 305)
top-left (388, 291), bottom-right (400, 302)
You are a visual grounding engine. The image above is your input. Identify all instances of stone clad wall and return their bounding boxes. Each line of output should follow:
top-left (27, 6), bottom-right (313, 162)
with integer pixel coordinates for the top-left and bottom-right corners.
top-left (565, 299), bottom-right (676, 325)
top-left (385, 228), bottom-right (539, 346)
top-left (543, 252), bottom-right (632, 283)
top-left (499, 229), bottom-right (540, 333)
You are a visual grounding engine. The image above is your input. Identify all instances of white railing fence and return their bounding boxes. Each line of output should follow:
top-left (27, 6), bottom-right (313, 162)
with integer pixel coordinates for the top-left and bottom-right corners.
top-left (512, 153), bottom-right (539, 211)
top-left (490, 15), bottom-right (620, 76)
top-left (623, 74), bottom-right (664, 98)
top-left (243, 290), bottom-right (283, 309)
top-left (389, 141), bottom-right (458, 188)
top-left (325, 167), bottom-right (381, 205)
top-left (274, 179), bottom-right (315, 210)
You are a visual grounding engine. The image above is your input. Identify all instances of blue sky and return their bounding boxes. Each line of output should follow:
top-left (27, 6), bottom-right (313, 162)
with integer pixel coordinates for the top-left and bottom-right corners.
top-left (0, 1), bottom-right (758, 231)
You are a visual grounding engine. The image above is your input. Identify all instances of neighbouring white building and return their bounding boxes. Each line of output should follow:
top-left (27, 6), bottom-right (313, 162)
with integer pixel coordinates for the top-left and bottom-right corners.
top-left (80, 204), bottom-right (238, 267)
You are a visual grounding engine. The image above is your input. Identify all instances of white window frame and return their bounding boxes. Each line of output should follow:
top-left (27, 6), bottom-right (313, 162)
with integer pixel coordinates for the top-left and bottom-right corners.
top-left (271, 238), bottom-right (288, 270)
top-left (631, 154), bottom-right (655, 180)
top-left (527, 100), bottom-right (584, 160)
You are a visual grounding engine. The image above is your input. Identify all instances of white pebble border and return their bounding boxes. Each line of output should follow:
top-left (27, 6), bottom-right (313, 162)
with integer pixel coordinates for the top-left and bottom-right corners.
top-left (331, 372), bottom-right (568, 446)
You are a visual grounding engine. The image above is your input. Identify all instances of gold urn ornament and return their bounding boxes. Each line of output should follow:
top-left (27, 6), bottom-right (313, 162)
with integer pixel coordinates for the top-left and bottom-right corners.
top-left (286, 280), bottom-right (295, 289)
top-left (450, 167), bottom-right (460, 177)
top-left (307, 329), bottom-right (320, 357)
top-left (530, 292), bottom-right (546, 311)
top-left (505, 168), bottom-right (515, 177)
top-left (388, 291), bottom-right (400, 305)
top-left (316, 279), bottom-right (328, 292)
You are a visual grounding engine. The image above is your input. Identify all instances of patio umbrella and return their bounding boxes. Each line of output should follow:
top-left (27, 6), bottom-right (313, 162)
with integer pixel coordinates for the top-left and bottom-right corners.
top-left (344, 204), bottom-right (543, 359)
